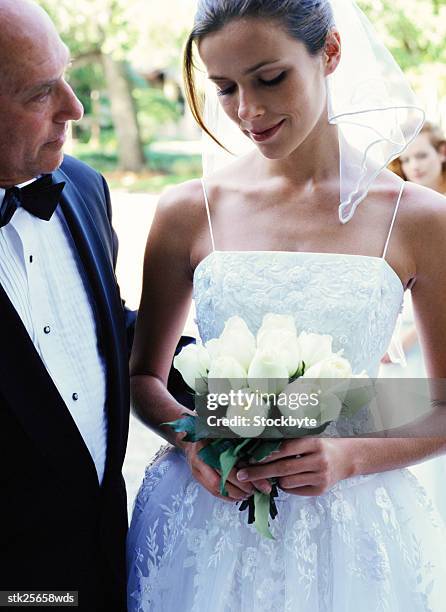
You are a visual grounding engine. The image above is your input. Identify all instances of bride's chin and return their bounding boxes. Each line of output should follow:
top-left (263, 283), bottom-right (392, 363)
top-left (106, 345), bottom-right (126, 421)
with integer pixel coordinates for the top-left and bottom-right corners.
top-left (254, 144), bottom-right (293, 161)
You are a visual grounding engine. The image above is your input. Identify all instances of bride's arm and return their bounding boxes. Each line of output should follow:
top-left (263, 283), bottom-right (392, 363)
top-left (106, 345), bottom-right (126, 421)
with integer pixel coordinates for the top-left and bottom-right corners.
top-left (130, 181), bottom-right (258, 501)
top-left (237, 183), bottom-right (446, 496)
top-left (130, 182), bottom-right (196, 445)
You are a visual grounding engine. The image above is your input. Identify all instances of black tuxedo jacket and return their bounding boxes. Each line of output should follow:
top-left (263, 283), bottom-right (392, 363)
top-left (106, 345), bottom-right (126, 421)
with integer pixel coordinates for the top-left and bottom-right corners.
top-left (0, 156), bottom-right (135, 611)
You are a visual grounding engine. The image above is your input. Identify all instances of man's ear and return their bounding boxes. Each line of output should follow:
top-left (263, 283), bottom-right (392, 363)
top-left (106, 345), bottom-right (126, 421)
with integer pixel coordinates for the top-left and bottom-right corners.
top-left (324, 29), bottom-right (341, 77)
top-left (439, 141), bottom-right (446, 163)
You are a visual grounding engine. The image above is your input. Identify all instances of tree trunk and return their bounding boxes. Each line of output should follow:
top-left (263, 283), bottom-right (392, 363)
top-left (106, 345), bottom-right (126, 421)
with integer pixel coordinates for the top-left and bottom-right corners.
top-left (90, 90), bottom-right (101, 149)
top-left (102, 54), bottom-right (145, 172)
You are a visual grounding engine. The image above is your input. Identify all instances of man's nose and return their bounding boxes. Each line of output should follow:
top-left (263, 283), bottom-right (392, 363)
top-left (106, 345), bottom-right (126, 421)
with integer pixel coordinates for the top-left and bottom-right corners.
top-left (55, 82), bottom-right (84, 123)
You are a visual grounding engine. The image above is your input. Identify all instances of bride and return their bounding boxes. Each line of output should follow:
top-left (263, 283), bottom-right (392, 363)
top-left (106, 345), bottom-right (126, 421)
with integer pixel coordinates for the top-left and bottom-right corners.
top-left (127, 1), bottom-right (446, 610)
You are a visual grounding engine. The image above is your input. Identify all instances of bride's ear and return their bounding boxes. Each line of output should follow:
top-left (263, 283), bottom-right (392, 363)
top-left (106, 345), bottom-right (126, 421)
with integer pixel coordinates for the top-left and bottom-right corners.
top-left (323, 29), bottom-right (341, 77)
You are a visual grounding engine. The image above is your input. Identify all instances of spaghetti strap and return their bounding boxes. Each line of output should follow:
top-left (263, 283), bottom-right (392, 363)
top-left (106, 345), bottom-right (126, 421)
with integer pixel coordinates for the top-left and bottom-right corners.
top-left (201, 178), bottom-right (216, 253)
top-left (382, 181), bottom-right (405, 261)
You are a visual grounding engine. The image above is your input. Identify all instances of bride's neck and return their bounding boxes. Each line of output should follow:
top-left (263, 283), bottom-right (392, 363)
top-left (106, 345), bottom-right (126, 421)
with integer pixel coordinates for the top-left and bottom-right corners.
top-left (264, 120), bottom-right (340, 187)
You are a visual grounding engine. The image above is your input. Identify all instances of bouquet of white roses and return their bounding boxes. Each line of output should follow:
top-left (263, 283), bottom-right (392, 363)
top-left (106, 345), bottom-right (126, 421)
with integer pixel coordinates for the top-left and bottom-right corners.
top-left (165, 314), bottom-right (370, 538)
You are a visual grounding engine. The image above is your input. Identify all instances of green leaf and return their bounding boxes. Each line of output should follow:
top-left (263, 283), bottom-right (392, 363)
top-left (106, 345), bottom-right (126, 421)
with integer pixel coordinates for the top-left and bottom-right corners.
top-left (233, 438), bottom-right (253, 455)
top-left (249, 440), bottom-right (282, 463)
top-left (198, 440), bottom-right (231, 469)
top-left (253, 491), bottom-right (274, 540)
top-left (161, 415), bottom-right (201, 442)
top-left (219, 446), bottom-right (239, 497)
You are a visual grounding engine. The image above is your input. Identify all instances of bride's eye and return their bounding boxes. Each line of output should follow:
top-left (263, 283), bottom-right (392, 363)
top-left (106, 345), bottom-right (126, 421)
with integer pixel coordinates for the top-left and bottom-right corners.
top-left (259, 72), bottom-right (287, 87)
top-left (216, 83), bottom-right (236, 97)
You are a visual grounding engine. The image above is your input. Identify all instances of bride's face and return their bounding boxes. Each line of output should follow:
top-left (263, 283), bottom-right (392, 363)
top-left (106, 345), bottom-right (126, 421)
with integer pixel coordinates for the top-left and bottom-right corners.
top-left (198, 17), bottom-right (338, 160)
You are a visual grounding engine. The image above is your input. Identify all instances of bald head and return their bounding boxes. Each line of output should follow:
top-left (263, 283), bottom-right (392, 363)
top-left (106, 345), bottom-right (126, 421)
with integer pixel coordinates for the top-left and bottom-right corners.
top-left (0, 0), bottom-right (61, 94)
top-left (0, 0), bottom-right (83, 186)
top-left (0, 0), bottom-right (55, 31)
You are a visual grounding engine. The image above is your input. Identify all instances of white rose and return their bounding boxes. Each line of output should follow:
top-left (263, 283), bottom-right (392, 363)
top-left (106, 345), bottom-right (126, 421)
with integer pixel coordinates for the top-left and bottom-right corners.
top-left (247, 348), bottom-right (289, 395)
top-left (205, 338), bottom-right (221, 361)
top-left (277, 379), bottom-right (319, 418)
top-left (257, 328), bottom-right (301, 377)
top-left (226, 389), bottom-right (269, 437)
top-left (207, 355), bottom-right (247, 395)
top-left (173, 342), bottom-right (210, 394)
top-left (276, 379), bottom-right (341, 428)
top-left (318, 391), bottom-right (343, 424)
top-left (298, 331), bottom-right (334, 370)
top-left (303, 355), bottom-right (352, 379)
top-left (206, 316), bottom-right (256, 371)
top-left (258, 313), bottom-right (297, 338)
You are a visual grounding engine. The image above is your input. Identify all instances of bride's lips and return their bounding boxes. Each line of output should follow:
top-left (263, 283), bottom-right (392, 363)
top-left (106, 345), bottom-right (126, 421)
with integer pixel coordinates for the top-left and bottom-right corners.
top-left (248, 119), bottom-right (285, 143)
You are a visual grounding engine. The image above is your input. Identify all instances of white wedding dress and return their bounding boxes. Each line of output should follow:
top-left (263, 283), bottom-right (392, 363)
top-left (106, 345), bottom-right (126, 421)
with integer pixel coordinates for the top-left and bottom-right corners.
top-left (127, 184), bottom-right (446, 611)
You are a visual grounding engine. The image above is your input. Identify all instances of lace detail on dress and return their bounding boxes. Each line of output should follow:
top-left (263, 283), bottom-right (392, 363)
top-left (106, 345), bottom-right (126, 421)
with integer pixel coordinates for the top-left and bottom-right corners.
top-left (193, 251), bottom-right (403, 378)
top-left (128, 449), bottom-right (442, 612)
top-left (132, 444), bottom-right (174, 518)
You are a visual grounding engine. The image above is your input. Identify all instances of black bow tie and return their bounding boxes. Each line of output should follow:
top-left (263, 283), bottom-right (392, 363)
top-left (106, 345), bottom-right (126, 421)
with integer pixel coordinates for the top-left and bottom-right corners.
top-left (0, 174), bottom-right (65, 229)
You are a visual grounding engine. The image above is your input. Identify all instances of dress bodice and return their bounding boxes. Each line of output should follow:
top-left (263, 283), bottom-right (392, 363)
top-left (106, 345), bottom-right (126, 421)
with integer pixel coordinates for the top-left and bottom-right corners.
top-left (193, 250), bottom-right (404, 377)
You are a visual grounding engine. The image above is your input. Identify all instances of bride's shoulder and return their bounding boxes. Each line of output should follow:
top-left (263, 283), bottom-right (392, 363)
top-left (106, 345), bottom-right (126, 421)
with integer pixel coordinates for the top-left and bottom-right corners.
top-left (376, 172), bottom-right (446, 268)
top-left (157, 178), bottom-right (204, 210)
top-left (154, 178), bottom-right (208, 231)
top-left (400, 180), bottom-right (446, 219)
top-left (374, 170), bottom-right (446, 229)
top-left (395, 179), bottom-right (446, 246)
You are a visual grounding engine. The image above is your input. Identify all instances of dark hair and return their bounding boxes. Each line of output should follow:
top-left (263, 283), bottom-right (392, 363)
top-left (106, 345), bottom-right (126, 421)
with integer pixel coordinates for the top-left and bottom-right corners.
top-left (183, 1), bottom-right (335, 147)
top-left (389, 121), bottom-right (446, 182)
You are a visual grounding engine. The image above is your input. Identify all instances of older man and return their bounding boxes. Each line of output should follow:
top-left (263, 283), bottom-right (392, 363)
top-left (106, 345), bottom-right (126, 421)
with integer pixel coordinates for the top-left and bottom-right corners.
top-left (0, 1), bottom-right (134, 609)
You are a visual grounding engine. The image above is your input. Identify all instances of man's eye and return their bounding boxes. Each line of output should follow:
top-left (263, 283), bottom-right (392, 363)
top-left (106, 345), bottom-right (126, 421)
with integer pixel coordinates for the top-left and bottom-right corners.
top-left (259, 72), bottom-right (286, 87)
top-left (217, 84), bottom-right (236, 97)
top-left (32, 88), bottom-right (51, 102)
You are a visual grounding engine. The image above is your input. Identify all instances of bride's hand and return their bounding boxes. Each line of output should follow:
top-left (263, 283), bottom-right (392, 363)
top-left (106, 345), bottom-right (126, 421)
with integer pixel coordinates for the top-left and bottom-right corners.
top-left (235, 438), bottom-right (354, 496)
top-left (181, 439), bottom-right (260, 502)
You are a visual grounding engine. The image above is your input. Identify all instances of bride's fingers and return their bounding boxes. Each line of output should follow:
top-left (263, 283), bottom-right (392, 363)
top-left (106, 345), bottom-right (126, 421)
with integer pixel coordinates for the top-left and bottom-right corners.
top-left (231, 476), bottom-right (270, 495)
top-left (225, 468), bottom-right (255, 495)
top-left (237, 456), bottom-right (318, 481)
top-left (278, 472), bottom-right (325, 491)
top-left (224, 481), bottom-right (252, 500)
top-left (280, 484), bottom-right (325, 497)
top-left (196, 462), bottom-right (251, 501)
top-left (258, 438), bottom-right (321, 463)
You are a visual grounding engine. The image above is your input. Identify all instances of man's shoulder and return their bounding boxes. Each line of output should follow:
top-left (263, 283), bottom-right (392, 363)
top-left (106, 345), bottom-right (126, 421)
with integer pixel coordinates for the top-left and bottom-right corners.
top-left (60, 154), bottom-right (104, 188)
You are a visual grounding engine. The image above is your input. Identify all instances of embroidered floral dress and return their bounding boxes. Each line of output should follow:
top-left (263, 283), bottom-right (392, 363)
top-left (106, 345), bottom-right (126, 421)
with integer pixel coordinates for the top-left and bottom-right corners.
top-left (127, 250), bottom-right (446, 612)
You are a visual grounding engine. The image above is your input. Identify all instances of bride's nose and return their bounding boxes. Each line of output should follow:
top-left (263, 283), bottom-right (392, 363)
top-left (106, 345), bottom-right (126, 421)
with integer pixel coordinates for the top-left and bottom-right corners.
top-left (237, 89), bottom-right (265, 122)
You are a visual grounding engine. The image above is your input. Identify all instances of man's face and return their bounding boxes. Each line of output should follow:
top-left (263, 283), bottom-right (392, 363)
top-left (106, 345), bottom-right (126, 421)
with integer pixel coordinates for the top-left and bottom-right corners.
top-left (0, 25), bottom-right (84, 186)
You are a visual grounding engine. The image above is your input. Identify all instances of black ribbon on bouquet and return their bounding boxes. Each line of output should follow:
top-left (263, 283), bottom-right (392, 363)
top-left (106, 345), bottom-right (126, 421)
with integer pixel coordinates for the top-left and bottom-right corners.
top-left (239, 480), bottom-right (280, 525)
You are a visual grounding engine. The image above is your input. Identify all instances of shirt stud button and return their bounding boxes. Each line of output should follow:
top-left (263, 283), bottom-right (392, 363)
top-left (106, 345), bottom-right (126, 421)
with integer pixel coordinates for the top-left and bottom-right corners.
top-left (43, 325), bottom-right (51, 334)
top-left (72, 393), bottom-right (79, 401)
